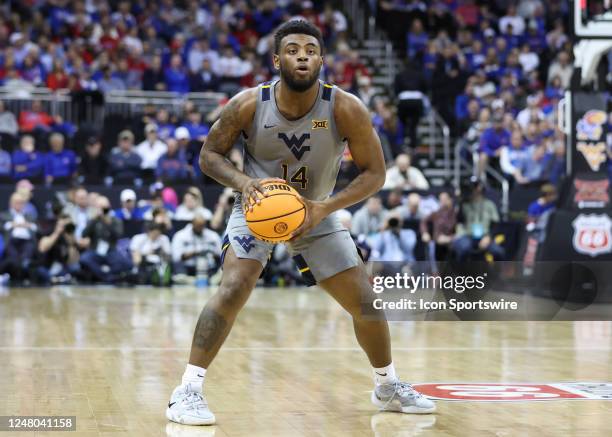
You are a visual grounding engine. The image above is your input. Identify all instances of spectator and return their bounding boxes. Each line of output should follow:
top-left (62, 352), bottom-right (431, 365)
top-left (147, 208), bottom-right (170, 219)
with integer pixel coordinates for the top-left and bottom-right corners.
top-left (142, 55), bottom-right (166, 91)
top-left (18, 100), bottom-right (54, 133)
top-left (478, 112), bottom-right (511, 178)
top-left (156, 138), bottom-right (191, 183)
top-left (547, 51), bottom-right (573, 90)
top-left (36, 214), bottom-right (81, 284)
top-left (500, 5), bottom-right (525, 35)
top-left (12, 135), bottom-right (45, 182)
top-left (165, 54), bottom-right (190, 94)
top-left (135, 123), bottom-right (168, 178)
top-left (394, 59), bottom-right (428, 150)
top-left (216, 46), bottom-right (252, 95)
top-left (174, 187), bottom-right (213, 221)
top-left (0, 140), bottom-right (11, 180)
top-left (421, 192), bottom-right (457, 266)
top-left (79, 137), bottom-right (108, 184)
top-left (46, 58), bottom-right (69, 90)
top-left (351, 196), bottom-right (387, 237)
top-left (181, 112), bottom-right (209, 142)
top-left (453, 179), bottom-right (504, 262)
top-left (155, 109), bottom-right (176, 141)
top-left (516, 94), bottom-right (545, 130)
top-left (113, 189), bottom-right (146, 221)
top-left (383, 153), bottom-right (429, 190)
top-left (0, 100), bottom-right (18, 139)
top-left (514, 143), bottom-right (552, 184)
top-left (130, 222), bottom-right (172, 286)
top-left (171, 214), bottom-right (222, 283)
top-left (189, 58), bottom-right (220, 92)
top-left (97, 66), bottom-right (127, 93)
top-left (45, 133), bottom-right (77, 185)
top-left (369, 215), bottom-right (417, 264)
top-left (0, 192), bottom-right (38, 283)
top-left (500, 130), bottom-right (532, 183)
top-left (15, 179), bottom-right (38, 220)
top-left (406, 19), bottom-right (428, 59)
top-left (64, 187), bottom-right (95, 239)
top-left (109, 130), bottom-right (142, 182)
top-left (79, 196), bottom-right (132, 283)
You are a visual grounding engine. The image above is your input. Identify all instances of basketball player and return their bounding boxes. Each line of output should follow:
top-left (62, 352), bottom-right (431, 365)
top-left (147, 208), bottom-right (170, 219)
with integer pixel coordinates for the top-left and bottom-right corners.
top-left (166, 20), bottom-right (435, 425)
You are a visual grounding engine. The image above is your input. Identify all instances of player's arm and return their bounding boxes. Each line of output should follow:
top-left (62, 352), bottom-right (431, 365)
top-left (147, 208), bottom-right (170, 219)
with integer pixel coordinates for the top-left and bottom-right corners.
top-left (290, 91), bottom-right (386, 240)
top-left (323, 91), bottom-right (386, 212)
top-left (199, 88), bottom-right (283, 210)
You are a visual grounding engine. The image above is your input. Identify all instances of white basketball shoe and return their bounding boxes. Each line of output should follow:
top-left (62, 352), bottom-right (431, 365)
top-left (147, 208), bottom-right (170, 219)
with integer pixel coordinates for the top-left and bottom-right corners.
top-left (166, 383), bottom-right (216, 425)
top-left (371, 381), bottom-right (436, 414)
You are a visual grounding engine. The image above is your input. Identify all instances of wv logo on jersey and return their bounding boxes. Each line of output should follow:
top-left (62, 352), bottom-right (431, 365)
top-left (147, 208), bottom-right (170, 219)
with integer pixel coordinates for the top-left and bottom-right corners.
top-left (278, 133), bottom-right (310, 160)
top-left (234, 235), bottom-right (255, 253)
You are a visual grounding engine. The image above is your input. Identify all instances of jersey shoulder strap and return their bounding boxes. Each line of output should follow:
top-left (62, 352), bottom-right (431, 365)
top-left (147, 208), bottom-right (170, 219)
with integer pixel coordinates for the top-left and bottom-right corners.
top-left (260, 81), bottom-right (272, 102)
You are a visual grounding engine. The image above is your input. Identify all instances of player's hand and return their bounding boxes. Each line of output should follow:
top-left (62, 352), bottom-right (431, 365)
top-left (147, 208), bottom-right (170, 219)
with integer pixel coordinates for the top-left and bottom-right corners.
top-left (241, 177), bottom-right (286, 212)
top-left (289, 198), bottom-right (329, 242)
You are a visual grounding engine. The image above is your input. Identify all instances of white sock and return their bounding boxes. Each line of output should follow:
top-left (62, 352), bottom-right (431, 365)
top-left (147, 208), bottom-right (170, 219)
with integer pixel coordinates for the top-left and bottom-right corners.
top-left (181, 364), bottom-right (206, 393)
top-left (373, 362), bottom-right (398, 386)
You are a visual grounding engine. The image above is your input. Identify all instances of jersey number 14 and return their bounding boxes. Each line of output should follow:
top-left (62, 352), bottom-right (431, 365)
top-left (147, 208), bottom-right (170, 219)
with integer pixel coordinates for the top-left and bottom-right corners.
top-left (281, 164), bottom-right (308, 189)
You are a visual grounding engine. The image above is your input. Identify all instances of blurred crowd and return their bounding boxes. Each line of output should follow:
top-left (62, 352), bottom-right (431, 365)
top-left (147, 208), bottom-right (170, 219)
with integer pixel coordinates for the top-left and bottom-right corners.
top-left (0, 1), bottom-right (609, 287)
top-left (0, 0), bottom-right (364, 95)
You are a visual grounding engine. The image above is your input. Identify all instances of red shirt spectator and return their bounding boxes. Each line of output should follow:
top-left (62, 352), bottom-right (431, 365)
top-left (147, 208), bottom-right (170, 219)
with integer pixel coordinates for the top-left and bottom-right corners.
top-left (46, 59), bottom-right (69, 90)
top-left (18, 101), bottom-right (54, 132)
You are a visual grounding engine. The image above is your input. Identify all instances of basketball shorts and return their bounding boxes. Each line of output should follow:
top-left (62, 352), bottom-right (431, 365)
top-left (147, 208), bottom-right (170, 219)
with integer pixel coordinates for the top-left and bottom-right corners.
top-left (220, 201), bottom-right (361, 285)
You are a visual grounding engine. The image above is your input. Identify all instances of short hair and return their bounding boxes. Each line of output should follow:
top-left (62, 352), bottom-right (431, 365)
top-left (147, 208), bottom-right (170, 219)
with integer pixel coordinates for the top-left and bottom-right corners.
top-left (274, 20), bottom-right (324, 55)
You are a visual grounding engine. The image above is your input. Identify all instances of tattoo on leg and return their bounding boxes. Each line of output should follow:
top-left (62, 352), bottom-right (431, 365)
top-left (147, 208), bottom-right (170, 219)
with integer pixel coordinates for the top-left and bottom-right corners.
top-left (193, 307), bottom-right (227, 350)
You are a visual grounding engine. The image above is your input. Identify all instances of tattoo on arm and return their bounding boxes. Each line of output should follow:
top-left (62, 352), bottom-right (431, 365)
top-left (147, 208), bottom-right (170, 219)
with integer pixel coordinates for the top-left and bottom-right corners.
top-left (193, 307), bottom-right (227, 350)
top-left (200, 96), bottom-right (251, 191)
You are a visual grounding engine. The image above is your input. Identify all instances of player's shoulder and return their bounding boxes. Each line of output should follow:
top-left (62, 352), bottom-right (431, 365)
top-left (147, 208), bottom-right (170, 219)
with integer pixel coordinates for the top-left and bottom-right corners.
top-left (331, 85), bottom-right (371, 135)
top-left (332, 86), bottom-right (369, 120)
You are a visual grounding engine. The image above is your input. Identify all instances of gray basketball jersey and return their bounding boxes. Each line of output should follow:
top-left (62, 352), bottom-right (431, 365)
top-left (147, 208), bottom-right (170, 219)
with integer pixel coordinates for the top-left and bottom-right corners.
top-left (243, 79), bottom-right (345, 202)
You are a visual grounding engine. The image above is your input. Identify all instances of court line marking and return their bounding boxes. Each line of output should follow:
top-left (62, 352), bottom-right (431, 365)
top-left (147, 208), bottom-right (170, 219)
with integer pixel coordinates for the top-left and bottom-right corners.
top-left (0, 346), bottom-right (609, 351)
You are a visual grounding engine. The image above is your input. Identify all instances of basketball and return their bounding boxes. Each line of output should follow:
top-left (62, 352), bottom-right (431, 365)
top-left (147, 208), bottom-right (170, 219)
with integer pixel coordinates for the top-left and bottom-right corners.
top-left (245, 181), bottom-right (305, 242)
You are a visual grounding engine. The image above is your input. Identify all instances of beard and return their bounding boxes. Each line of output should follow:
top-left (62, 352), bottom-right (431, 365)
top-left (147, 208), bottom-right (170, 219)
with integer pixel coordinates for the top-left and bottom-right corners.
top-left (279, 61), bottom-right (321, 92)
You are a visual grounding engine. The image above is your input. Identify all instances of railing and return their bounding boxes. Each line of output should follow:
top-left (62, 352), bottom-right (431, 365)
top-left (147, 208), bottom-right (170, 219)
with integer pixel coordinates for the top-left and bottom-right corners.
top-left (0, 87), bottom-right (74, 124)
top-left (454, 139), bottom-right (510, 219)
top-left (104, 90), bottom-right (226, 119)
top-left (0, 87), bottom-right (227, 130)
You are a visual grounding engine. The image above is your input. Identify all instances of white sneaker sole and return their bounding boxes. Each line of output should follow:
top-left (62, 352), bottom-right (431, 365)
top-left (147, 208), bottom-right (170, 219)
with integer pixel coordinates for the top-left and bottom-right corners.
top-left (166, 407), bottom-right (216, 425)
top-left (371, 392), bottom-right (436, 414)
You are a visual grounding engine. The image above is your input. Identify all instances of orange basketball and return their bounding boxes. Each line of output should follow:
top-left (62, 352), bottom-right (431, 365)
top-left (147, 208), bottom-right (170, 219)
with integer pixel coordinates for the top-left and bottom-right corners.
top-left (245, 181), bottom-right (305, 243)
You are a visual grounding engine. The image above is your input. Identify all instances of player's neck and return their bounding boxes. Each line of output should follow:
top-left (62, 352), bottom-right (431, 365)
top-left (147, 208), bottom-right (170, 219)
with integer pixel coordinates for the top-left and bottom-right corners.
top-left (275, 80), bottom-right (319, 121)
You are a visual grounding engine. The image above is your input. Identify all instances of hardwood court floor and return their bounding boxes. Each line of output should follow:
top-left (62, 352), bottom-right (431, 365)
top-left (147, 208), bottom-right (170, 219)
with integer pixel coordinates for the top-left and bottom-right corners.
top-left (0, 286), bottom-right (611, 437)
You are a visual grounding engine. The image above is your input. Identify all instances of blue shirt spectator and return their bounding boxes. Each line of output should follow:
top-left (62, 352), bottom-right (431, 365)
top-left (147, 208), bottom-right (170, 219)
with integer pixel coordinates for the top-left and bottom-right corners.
top-left (479, 119), bottom-right (511, 157)
top-left (109, 130), bottom-right (143, 182)
top-left (156, 139), bottom-right (191, 182)
top-left (252, 4), bottom-right (282, 36)
top-left (45, 133), bottom-right (76, 183)
top-left (113, 189), bottom-right (146, 221)
top-left (12, 135), bottom-right (44, 181)
top-left (406, 19), bottom-right (428, 59)
top-left (164, 54), bottom-right (189, 93)
top-left (0, 148), bottom-right (11, 177)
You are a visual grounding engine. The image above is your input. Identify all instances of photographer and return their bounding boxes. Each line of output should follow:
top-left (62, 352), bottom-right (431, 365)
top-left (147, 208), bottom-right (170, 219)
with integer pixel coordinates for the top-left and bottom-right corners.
top-left (37, 214), bottom-right (81, 284)
top-left (80, 196), bottom-right (132, 283)
top-left (130, 222), bottom-right (171, 286)
top-left (171, 214), bottom-right (221, 283)
top-left (369, 214), bottom-right (417, 264)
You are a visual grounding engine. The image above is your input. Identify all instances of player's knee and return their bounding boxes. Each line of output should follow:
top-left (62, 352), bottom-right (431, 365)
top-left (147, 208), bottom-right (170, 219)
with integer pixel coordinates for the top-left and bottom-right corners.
top-left (216, 276), bottom-right (253, 309)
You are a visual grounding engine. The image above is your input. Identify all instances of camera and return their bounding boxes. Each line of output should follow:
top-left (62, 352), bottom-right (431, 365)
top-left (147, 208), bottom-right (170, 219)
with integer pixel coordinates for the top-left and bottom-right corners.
top-left (387, 217), bottom-right (401, 229)
top-left (64, 222), bottom-right (76, 234)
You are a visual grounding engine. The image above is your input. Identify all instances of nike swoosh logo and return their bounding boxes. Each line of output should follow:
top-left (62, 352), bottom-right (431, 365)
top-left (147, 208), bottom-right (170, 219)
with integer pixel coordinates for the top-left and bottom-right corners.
top-left (168, 402), bottom-right (176, 408)
top-left (264, 124), bottom-right (276, 129)
top-left (375, 372), bottom-right (387, 376)
top-left (197, 374), bottom-right (204, 378)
